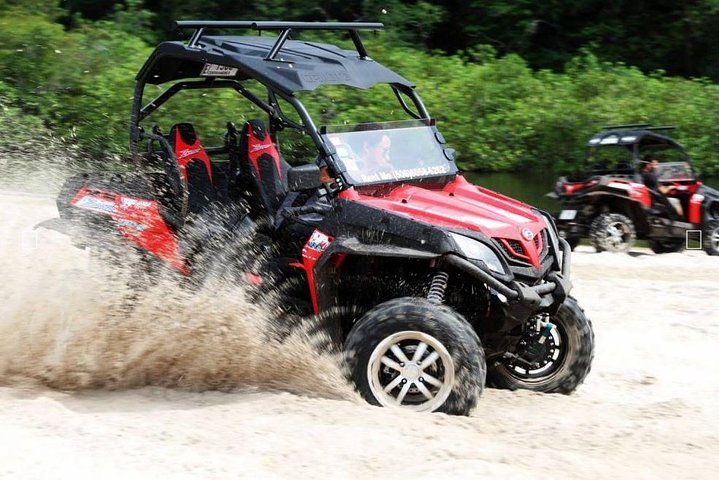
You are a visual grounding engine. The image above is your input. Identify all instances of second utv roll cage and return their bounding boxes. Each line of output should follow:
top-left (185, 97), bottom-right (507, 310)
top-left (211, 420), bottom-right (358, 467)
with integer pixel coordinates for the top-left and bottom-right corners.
top-left (583, 124), bottom-right (694, 176)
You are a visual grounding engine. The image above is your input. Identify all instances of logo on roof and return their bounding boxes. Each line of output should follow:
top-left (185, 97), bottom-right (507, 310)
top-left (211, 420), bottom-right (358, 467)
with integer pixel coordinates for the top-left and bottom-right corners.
top-left (200, 63), bottom-right (238, 77)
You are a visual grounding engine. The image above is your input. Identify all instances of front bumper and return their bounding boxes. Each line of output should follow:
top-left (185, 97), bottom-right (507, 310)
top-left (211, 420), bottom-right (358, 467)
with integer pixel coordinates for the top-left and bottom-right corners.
top-left (444, 238), bottom-right (573, 324)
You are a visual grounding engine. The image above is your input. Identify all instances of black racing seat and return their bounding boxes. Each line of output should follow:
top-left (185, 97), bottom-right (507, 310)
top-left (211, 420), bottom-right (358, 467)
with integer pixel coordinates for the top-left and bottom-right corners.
top-left (168, 123), bottom-right (216, 214)
top-left (238, 119), bottom-right (291, 217)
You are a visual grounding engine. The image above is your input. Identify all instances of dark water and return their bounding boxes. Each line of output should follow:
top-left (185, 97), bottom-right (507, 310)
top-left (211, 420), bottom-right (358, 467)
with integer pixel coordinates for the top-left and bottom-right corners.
top-left (463, 171), bottom-right (719, 213)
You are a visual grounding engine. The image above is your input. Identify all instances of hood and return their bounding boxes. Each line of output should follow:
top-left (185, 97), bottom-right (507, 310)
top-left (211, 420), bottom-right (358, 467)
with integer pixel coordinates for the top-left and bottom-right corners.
top-left (344, 175), bottom-right (548, 268)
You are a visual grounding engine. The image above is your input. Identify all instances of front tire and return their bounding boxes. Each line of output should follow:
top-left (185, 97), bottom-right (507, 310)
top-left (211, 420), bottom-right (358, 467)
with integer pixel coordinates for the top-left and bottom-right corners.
top-left (487, 296), bottom-right (594, 394)
top-left (344, 297), bottom-right (485, 415)
top-left (704, 220), bottom-right (719, 256)
top-left (590, 213), bottom-right (636, 253)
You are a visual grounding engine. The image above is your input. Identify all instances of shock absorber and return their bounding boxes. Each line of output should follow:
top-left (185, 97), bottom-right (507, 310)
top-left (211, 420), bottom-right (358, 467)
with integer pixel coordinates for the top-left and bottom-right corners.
top-left (427, 270), bottom-right (450, 304)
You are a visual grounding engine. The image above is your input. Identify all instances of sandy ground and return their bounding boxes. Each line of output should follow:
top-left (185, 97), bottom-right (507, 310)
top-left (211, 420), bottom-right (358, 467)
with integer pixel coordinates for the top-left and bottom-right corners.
top-left (0, 190), bottom-right (718, 479)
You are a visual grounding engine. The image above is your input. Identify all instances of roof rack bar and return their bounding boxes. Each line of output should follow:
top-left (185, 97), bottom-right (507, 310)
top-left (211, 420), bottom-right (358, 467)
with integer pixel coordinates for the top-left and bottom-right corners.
top-left (349, 30), bottom-right (368, 59)
top-left (175, 21), bottom-right (384, 31)
top-left (266, 28), bottom-right (292, 61)
top-left (644, 125), bottom-right (676, 131)
top-left (187, 27), bottom-right (205, 48)
top-left (603, 123), bottom-right (651, 130)
top-left (176, 20), bottom-right (383, 59)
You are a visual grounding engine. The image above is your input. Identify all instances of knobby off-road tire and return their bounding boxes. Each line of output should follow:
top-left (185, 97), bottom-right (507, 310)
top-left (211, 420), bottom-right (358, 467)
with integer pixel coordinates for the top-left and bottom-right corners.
top-left (703, 220), bottom-right (719, 256)
top-left (649, 238), bottom-right (684, 254)
top-left (590, 213), bottom-right (636, 253)
top-left (344, 297), bottom-right (486, 416)
top-left (487, 296), bottom-right (594, 394)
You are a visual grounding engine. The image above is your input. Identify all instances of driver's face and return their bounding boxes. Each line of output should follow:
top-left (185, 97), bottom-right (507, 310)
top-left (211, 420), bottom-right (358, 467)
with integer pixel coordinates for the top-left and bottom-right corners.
top-left (364, 134), bottom-right (391, 165)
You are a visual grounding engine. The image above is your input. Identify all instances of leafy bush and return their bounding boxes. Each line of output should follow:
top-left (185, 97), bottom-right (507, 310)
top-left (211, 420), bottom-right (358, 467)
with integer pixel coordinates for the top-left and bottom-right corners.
top-left (2, 8), bottom-right (719, 175)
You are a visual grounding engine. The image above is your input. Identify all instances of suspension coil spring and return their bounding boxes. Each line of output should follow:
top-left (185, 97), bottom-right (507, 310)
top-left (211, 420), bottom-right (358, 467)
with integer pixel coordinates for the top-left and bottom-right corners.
top-left (427, 270), bottom-right (450, 304)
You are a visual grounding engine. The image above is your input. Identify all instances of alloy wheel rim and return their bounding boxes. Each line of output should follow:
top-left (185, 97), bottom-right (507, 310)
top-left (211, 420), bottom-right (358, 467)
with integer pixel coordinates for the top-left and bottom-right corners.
top-left (605, 221), bottom-right (631, 250)
top-left (367, 331), bottom-right (454, 412)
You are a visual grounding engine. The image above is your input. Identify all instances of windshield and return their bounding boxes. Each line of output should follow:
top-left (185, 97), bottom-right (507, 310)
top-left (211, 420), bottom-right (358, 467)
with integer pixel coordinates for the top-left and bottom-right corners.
top-left (655, 161), bottom-right (696, 181)
top-left (322, 120), bottom-right (455, 186)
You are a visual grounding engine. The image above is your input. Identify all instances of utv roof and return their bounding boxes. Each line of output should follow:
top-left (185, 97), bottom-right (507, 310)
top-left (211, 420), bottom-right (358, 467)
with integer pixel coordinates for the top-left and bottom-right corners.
top-left (136, 21), bottom-right (414, 94)
top-left (586, 124), bottom-right (683, 149)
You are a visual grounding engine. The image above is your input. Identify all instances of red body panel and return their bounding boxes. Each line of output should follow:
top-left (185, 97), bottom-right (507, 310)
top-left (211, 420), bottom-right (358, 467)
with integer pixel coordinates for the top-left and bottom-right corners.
top-left (300, 229), bottom-right (335, 314)
top-left (343, 176), bottom-right (547, 268)
top-left (604, 179), bottom-right (652, 208)
top-left (563, 179), bottom-right (598, 195)
top-left (689, 194), bottom-right (704, 224)
top-left (71, 188), bottom-right (188, 274)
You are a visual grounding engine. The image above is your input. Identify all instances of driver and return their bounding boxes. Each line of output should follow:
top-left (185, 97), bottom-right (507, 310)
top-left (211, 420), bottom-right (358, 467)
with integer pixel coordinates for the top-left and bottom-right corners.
top-left (355, 126), bottom-right (394, 179)
top-left (641, 155), bottom-right (683, 217)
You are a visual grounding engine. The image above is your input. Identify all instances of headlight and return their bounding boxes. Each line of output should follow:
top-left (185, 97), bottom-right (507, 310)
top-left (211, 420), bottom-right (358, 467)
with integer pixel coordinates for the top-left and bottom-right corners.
top-left (449, 233), bottom-right (505, 274)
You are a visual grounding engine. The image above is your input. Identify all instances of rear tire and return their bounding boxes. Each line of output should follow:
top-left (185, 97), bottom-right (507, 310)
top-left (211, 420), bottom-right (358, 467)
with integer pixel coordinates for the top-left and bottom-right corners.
top-left (487, 296), bottom-right (594, 394)
top-left (649, 238), bottom-right (684, 254)
top-left (703, 220), bottom-right (719, 256)
top-left (344, 297), bottom-right (485, 416)
top-left (590, 213), bottom-right (636, 253)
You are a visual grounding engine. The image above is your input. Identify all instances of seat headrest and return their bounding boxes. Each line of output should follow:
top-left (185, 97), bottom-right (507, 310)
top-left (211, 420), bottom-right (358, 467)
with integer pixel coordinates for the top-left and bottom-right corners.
top-left (242, 119), bottom-right (269, 141)
top-left (170, 123), bottom-right (198, 146)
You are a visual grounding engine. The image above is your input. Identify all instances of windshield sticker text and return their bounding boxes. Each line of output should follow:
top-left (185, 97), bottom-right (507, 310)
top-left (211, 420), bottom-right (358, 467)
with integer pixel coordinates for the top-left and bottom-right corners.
top-left (359, 165), bottom-right (449, 183)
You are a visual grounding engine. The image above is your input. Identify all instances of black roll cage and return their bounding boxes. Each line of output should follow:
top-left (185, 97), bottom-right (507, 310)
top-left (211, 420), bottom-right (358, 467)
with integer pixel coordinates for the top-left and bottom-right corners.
top-left (582, 125), bottom-right (695, 178)
top-left (130, 74), bottom-right (428, 159)
top-left (129, 21), bottom-right (433, 187)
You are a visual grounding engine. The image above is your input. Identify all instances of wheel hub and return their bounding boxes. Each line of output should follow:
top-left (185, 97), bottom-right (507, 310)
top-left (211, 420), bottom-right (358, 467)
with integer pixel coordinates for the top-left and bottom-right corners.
top-left (607, 222), bottom-right (628, 247)
top-left (402, 363), bottom-right (421, 381)
top-left (367, 331), bottom-right (455, 412)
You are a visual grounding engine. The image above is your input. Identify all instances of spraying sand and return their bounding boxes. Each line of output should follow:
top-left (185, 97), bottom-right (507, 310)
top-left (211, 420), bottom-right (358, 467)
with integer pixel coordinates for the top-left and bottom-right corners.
top-left (0, 190), bottom-right (718, 479)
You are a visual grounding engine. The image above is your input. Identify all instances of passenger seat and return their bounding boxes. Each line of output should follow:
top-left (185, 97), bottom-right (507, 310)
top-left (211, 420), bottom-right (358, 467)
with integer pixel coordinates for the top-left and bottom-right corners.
top-left (237, 119), bottom-right (291, 217)
top-left (168, 123), bottom-right (216, 213)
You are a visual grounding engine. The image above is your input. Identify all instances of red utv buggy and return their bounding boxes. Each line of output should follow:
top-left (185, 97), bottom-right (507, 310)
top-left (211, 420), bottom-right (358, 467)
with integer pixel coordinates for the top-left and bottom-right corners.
top-left (550, 124), bottom-right (719, 254)
top-left (41, 21), bottom-right (594, 415)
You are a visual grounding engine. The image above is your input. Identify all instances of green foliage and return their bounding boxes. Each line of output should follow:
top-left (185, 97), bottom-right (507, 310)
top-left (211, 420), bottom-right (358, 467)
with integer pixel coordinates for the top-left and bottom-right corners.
top-left (0, 10), bottom-right (151, 155)
top-left (3, 4), bottom-right (719, 176)
top-left (0, 81), bottom-right (49, 146)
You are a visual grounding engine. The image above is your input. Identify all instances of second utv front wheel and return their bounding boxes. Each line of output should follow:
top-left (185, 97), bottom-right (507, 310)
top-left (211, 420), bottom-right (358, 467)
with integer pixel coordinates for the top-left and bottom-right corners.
top-left (487, 296), bottom-right (594, 394)
top-left (590, 213), bottom-right (636, 252)
top-left (344, 297), bottom-right (485, 416)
